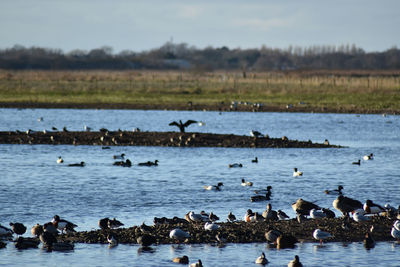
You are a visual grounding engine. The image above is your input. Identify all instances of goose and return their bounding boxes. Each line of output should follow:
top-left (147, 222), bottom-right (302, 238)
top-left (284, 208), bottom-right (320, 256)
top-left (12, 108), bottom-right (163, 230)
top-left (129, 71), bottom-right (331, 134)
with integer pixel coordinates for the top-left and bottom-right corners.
top-left (363, 153), bottom-right (374, 160)
top-left (169, 228), bottom-right (190, 242)
top-left (288, 255), bottom-right (303, 267)
top-left (265, 228), bottom-right (282, 244)
top-left (293, 168), bottom-right (303, 177)
top-left (277, 210), bottom-right (290, 220)
top-left (138, 160), bottom-right (159, 166)
top-left (363, 232), bottom-right (375, 249)
top-left (172, 255), bottom-right (189, 264)
top-left (333, 195), bottom-right (363, 216)
top-left (241, 178), bottom-right (253, 186)
top-left (68, 161), bottom-right (85, 167)
top-left (57, 156), bottom-right (64, 164)
top-left (15, 237), bottom-right (39, 249)
top-left (252, 157), bottom-right (258, 163)
top-left (203, 182), bottom-right (224, 191)
top-left (189, 259), bottom-right (203, 267)
top-left (313, 229), bottom-right (332, 244)
top-left (51, 215), bottom-right (77, 234)
top-left (292, 198), bottom-right (320, 216)
top-left (108, 218), bottom-right (124, 229)
top-left (169, 120), bottom-right (197, 133)
top-left (353, 211), bottom-right (371, 222)
top-left (250, 130), bottom-right (263, 138)
top-left (39, 230), bottom-right (57, 248)
top-left (229, 163), bottom-right (243, 168)
top-left (324, 185), bottom-right (343, 195)
top-left (9, 222), bottom-right (26, 237)
top-left (255, 252), bottom-right (269, 265)
top-left (262, 203), bottom-right (278, 221)
top-left (0, 224), bottom-right (13, 236)
top-left (363, 199), bottom-right (385, 214)
top-left (250, 192), bottom-right (271, 202)
top-left (310, 209), bottom-right (326, 219)
top-left (352, 159), bottom-right (361, 165)
top-left (204, 222), bottom-right (219, 231)
top-left (227, 212), bottom-right (236, 222)
top-left (107, 234), bottom-right (118, 246)
top-left (136, 234), bottom-right (156, 247)
top-left (31, 224), bottom-right (43, 237)
top-left (277, 234), bottom-right (298, 249)
top-left (113, 153), bottom-right (125, 160)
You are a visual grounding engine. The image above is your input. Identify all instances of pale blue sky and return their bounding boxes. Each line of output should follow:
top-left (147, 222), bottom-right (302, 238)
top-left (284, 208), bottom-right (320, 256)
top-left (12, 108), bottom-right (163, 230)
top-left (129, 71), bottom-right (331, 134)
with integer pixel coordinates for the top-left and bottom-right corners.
top-left (1, 0), bottom-right (399, 53)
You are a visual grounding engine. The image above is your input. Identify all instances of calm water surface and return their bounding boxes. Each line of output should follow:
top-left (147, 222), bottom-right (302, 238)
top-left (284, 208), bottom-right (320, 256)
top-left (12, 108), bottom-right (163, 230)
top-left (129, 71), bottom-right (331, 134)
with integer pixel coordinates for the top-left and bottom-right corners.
top-left (0, 109), bottom-right (399, 266)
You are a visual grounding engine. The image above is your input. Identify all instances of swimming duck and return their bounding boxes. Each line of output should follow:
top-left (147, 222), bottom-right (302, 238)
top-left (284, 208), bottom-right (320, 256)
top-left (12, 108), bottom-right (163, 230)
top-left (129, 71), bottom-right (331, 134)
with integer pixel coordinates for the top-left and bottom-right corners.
top-left (324, 185), bottom-right (343, 195)
top-left (189, 259), bottom-right (203, 267)
top-left (9, 222), bottom-right (27, 237)
top-left (227, 212), bottom-right (236, 222)
top-left (136, 234), bottom-right (156, 247)
top-left (51, 215), bottom-right (77, 234)
top-left (169, 120), bottom-right (197, 133)
top-left (363, 232), bottom-right (375, 249)
top-left (250, 130), bottom-right (263, 138)
top-left (108, 218), bottom-right (124, 229)
top-left (229, 163), bottom-right (243, 168)
top-left (252, 157), bottom-right (258, 163)
top-left (277, 234), bottom-right (298, 249)
top-left (241, 178), bottom-right (253, 186)
top-left (262, 203), bottom-right (278, 221)
top-left (68, 161), bottom-right (85, 167)
top-left (255, 252), bottom-right (269, 265)
top-left (363, 153), bottom-right (374, 160)
top-left (363, 199), bottom-right (385, 214)
top-left (288, 255), bottom-right (303, 267)
top-left (333, 195), bottom-right (363, 216)
top-left (250, 192), bottom-right (271, 202)
top-left (293, 168), bottom-right (303, 177)
top-left (254, 185), bottom-right (273, 195)
top-left (310, 209), bottom-right (326, 219)
top-left (113, 153), bottom-right (125, 160)
top-left (113, 159), bottom-right (132, 167)
top-left (15, 237), bottom-right (39, 249)
top-left (50, 242), bottom-right (74, 251)
top-left (265, 228), bottom-right (282, 244)
top-left (313, 229), bottom-right (332, 245)
top-left (204, 222), bottom-right (219, 231)
top-left (31, 224), bottom-right (43, 237)
top-left (0, 224), bottom-right (13, 236)
top-left (203, 182), bottom-right (224, 191)
top-left (169, 228), bottom-right (190, 242)
top-left (107, 234), bottom-right (118, 246)
top-left (352, 159), bottom-right (361, 165)
top-left (277, 210), bottom-right (290, 220)
top-left (138, 160), bottom-right (159, 166)
top-left (172, 255), bottom-right (189, 264)
top-left (292, 198), bottom-right (320, 216)
top-left (57, 156), bottom-right (64, 164)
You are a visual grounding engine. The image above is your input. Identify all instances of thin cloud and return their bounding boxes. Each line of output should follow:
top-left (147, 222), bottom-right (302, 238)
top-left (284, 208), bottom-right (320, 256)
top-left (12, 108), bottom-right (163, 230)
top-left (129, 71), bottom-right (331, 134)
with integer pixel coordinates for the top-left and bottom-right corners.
top-left (177, 5), bottom-right (205, 19)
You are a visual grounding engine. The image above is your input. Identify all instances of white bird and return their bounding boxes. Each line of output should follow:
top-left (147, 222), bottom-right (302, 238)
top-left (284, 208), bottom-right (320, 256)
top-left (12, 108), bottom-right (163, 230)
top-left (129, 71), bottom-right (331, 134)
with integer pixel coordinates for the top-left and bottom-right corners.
top-left (250, 130), bottom-right (263, 138)
top-left (393, 220), bottom-right (400, 231)
top-left (227, 212), bottom-right (236, 222)
top-left (203, 182), bottom-right (223, 191)
top-left (313, 229), bottom-right (332, 244)
top-left (57, 156), bottom-right (64, 164)
top-left (255, 252), bottom-right (269, 265)
top-left (107, 234), bottom-right (118, 246)
top-left (363, 153), bottom-right (374, 160)
top-left (353, 211), bottom-right (371, 222)
top-left (188, 211), bottom-right (208, 222)
top-left (169, 228), bottom-right (190, 241)
top-left (293, 168), bottom-right (303, 177)
top-left (241, 178), bottom-right (253, 186)
top-left (189, 259), bottom-right (203, 267)
top-left (391, 226), bottom-right (400, 240)
top-left (310, 209), bottom-right (326, 219)
top-left (204, 222), bottom-right (219, 231)
top-left (197, 121), bottom-right (206, 126)
top-left (363, 200), bottom-right (385, 214)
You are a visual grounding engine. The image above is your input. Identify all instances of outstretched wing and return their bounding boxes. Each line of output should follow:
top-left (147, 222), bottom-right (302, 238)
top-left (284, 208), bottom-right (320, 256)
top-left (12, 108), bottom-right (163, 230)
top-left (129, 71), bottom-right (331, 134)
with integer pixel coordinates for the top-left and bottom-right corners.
top-left (183, 120), bottom-right (197, 127)
top-left (169, 121), bottom-right (179, 127)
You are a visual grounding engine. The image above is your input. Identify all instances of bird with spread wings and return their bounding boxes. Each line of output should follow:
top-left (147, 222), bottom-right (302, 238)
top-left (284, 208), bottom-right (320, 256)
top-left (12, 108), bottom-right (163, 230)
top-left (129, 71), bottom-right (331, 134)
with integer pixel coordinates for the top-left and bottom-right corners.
top-left (169, 120), bottom-right (197, 133)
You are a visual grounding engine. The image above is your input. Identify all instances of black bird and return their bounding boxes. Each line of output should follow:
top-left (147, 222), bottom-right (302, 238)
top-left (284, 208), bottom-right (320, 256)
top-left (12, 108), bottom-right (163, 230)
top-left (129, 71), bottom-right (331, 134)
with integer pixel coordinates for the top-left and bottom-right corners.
top-left (40, 230), bottom-right (58, 249)
top-left (136, 234), bottom-right (156, 247)
top-left (252, 157), bottom-right (258, 163)
top-left (352, 159), bottom-right (361, 165)
top-left (108, 218), bottom-right (124, 229)
top-left (113, 159), bottom-right (132, 167)
top-left (9, 222), bottom-right (26, 237)
top-left (169, 120), bottom-right (197, 133)
top-left (68, 161), bottom-right (85, 167)
top-left (98, 218), bottom-right (110, 230)
top-left (138, 160), bottom-right (158, 166)
top-left (15, 237), bottom-right (39, 249)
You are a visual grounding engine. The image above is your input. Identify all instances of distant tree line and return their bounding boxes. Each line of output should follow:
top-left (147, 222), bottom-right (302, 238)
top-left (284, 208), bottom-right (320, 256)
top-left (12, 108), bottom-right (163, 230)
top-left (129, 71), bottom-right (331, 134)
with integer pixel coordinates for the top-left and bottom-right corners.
top-left (0, 43), bottom-right (399, 71)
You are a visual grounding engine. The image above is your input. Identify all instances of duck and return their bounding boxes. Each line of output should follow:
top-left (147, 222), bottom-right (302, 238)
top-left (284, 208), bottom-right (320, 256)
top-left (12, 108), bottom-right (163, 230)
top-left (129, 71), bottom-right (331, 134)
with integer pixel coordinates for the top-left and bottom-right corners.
top-left (229, 163), bottom-right (243, 168)
top-left (68, 161), bottom-right (85, 167)
top-left (391, 225), bottom-right (400, 240)
top-left (43, 222), bottom-right (59, 235)
top-left (265, 228), bottom-right (282, 244)
top-left (136, 234), bottom-right (156, 247)
top-left (0, 241), bottom-right (6, 249)
top-left (363, 153), bottom-right (374, 160)
top-left (241, 178), bottom-right (253, 186)
top-left (113, 153), bottom-right (125, 160)
top-left (255, 252), bottom-right (269, 265)
top-left (189, 259), bottom-right (203, 267)
top-left (262, 203), bottom-right (278, 221)
top-left (310, 209), bottom-right (326, 219)
top-left (139, 222), bottom-right (152, 234)
top-left (277, 210), bottom-right (290, 220)
top-left (363, 232), bottom-right (375, 249)
top-left (39, 229), bottom-right (58, 248)
top-left (288, 255), bottom-right (303, 267)
top-left (208, 212), bottom-right (219, 222)
top-left (244, 209), bottom-right (256, 222)
top-left (9, 222), bottom-right (27, 237)
top-left (227, 212), bottom-right (236, 222)
top-left (113, 159), bottom-right (132, 167)
top-left (203, 182), bottom-right (224, 191)
top-left (292, 168), bottom-right (303, 177)
top-left (322, 208), bottom-right (336, 218)
top-left (352, 159), bottom-right (361, 165)
top-left (50, 242), bottom-right (74, 251)
top-left (250, 130), bottom-right (263, 138)
top-left (353, 211), bottom-right (371, 222)
top-left (57, 156), bottom-right (64, 164)
top-left (172, 255), bottom-right (189, 264)
top-left (51, 215), bottom-right (77, 234)
top-left (169, 120), bottom-right (197, 133)
top-left (108, 218), bottom-right (124, 229)
top-left (169, 228), bottom-right (190, 242)
top-left (31, 224), bottom-right (43, 237)
top-left (204, 222), bottom-right (219, 231)
top-left (254, 185), bottom-right (272, 195)
top-left (324, 185), bottom-right (343, 195)
top-left (15, 237), bottom-right (39, 249)
top-left (98, 218), bottom-right (110, 230)
top-left (333, 195), bottom-right (363, 216)
top-left (0, 224), bottom-right (13, 236)
top-left (313, 229), bottom-right (332, 245)
top-left (277, 234), bottom-right (298, 249)
top-left (292, 198), bottom-right (320, 216)
top-left (107, 234), bottom-right (118, 246)
top-left (250, 192), bottom-right (271, 202)
top-left (138, 160), bottom-right (159, 166)
top-left (363, 199), bottom-right (385, 214)
top-left (252, 157), bottom-right (258, 163)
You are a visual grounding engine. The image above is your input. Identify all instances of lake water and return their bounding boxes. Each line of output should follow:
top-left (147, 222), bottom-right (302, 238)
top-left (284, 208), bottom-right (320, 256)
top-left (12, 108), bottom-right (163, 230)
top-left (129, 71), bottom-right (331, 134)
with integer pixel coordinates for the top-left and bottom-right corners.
top-left (0, 108), bottom-right (399, 266)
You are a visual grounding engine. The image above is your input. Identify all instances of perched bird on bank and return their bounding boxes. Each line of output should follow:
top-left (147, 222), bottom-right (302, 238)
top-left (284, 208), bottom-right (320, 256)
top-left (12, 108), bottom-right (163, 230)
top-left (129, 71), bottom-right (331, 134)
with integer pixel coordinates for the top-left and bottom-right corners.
top-left (353, 210), bottom-right (371, 222)
top-left (310, 209), bottom-right (326, 219)
top-left (241, 178), bottom-right (253, 186)
top-left (313, 229), bottom-right (332, 245)
top-left (227, 212), bottom-right (236, 222)
top-left (57, 156), bottom-right (64, 164)
top-left (31, 224), bottom-right (43, 237)
top-left (288, 255), bottom-right (303, 267)
top-left (9, 222), bottom-right (26, 237)
top-left (363, 153), bottom-right (374, 160)
top-left (43, 222), bottom-right (59, 236)
top-left (363, 199), bottom-right (385, 214)
top-left (250, 130), bottom-right (263, 138)
top-left (204, 222), bottom-right (219, 231)
top-left (333, 195), bottom-right (363, 216)
top-left (0, 224), bottom-right (13, 236)
top-left (108, 218), bottom-right (124, 229)
top-left (169, 120), bottom-right (197, 133)
top-left (39, 229), bottom-right (58, 249)
top-left (51, 215), bottom-right (77, 234)
top-left (391, 220), bottom-right (400, 240)
top-left (352, 159), bottom-right (361, 165)
top-left (263, 203), bottom-right (278, 221)
top-left (208, 212), bottom-right (219, 222)
top-left (98, 218), bottom-right (110, 230)
top-left (169, 228), bottom-right (190, 242)
top-left (293, 168), bottom-right (303, 177)
top-left (255, 252), bottom-right (269, 265)
top-left (324, 185), bottom-right (343, 195)
top-left (277, 210), bottom-right (290, 220)
top-left (322, 208), bottom-right (336, 218)
top-left (68, 161), bottom-right (85, 167)
top-left (138, 160), bottom-right (158, 166)
top-left (172, 255), bottom-right (189, 264)
top-left (292, 198), bottom-right (320, 216)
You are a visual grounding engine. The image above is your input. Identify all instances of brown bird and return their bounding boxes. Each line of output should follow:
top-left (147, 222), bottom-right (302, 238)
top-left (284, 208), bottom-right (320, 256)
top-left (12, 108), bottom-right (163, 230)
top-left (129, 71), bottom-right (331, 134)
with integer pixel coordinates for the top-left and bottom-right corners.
top-left (291, 198), bottom-right (320, 216)
top-left (31, 224), bottom-right (43, 237)
top-left (9, 222), bottom-right (27, 237)
top-left (169, 120), bottom-right (197, 133)
top-left (333, 195), bottom-right (363, 216)
top-left (288, 255), bottom-right (303, 267)
top-left (172, 255), bottom-right (189, 264)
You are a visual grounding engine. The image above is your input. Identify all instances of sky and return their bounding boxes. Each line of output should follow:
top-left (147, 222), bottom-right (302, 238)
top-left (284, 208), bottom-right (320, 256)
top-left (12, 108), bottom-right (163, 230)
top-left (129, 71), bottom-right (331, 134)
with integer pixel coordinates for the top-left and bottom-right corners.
top-left (0, 0), bottom-right (399, 53)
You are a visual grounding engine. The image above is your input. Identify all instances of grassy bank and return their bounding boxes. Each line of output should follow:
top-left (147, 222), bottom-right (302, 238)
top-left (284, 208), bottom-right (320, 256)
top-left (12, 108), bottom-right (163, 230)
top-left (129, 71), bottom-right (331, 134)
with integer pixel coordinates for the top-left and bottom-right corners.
top-left (0, 70), bottom-right (399, 113)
